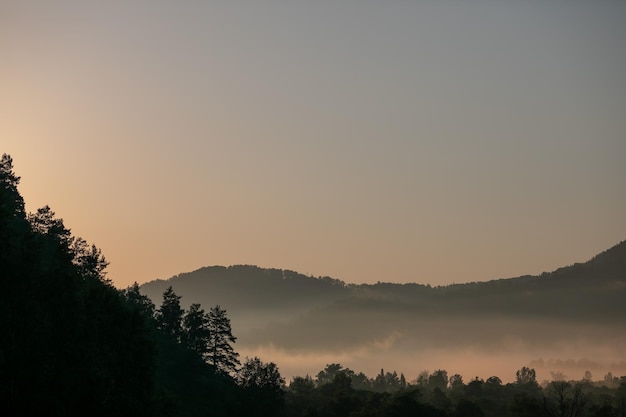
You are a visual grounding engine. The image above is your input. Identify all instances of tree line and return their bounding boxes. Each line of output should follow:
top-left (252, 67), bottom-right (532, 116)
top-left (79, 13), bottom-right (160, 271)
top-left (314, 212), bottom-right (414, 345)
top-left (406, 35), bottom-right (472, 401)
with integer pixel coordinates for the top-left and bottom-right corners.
top-left (124, 282), bottom-right (286, 416)
top-left (285, 364), bottom-right (626, 417)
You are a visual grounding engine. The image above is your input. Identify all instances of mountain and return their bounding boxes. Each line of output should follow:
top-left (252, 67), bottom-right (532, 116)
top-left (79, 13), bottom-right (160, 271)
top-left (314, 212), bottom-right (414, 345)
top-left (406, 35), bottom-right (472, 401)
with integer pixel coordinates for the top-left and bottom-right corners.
top-left (140, 240), bottom-right (626, 381)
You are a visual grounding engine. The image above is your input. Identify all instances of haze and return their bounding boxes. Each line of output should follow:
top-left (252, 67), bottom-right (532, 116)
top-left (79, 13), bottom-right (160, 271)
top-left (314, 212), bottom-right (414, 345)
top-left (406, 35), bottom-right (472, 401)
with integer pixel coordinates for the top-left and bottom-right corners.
top-left (138, 258), bottom-right (626, 384)
top-left (2, 1), bottom-right (625, 289)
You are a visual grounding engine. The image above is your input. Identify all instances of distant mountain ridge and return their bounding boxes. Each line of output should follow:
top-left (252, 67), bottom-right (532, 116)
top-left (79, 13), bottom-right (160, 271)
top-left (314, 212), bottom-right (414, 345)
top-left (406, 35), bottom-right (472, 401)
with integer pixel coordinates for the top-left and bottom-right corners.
top-left (140, 240), bottom-right (626, 380)
top-left (143, 264), bottom-right (350, 312)
top-left (141, 239), bottom-right (626, 317)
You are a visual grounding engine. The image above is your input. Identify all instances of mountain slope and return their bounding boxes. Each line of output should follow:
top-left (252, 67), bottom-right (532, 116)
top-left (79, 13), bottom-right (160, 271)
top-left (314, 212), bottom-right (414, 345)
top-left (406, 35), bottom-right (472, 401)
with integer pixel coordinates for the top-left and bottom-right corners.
top-left (140, 239), bottom-right (626, 322)
top-left (140, 240), bottom-right (626, 381)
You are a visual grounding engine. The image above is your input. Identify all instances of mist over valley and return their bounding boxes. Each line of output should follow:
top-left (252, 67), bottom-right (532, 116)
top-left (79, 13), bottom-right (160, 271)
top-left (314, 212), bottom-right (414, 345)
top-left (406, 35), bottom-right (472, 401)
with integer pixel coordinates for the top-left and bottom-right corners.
top-left (141, 240), bottom-right (626, 383)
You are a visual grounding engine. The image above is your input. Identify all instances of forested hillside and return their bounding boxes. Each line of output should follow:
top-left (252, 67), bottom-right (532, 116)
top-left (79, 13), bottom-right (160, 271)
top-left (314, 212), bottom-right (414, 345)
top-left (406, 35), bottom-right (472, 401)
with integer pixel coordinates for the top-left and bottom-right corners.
top-left (140, 241), bottom-right (626, 381)
top-left (141, 240), bottom-right (626, 320)
top-left (0, 154), bottom-right (282, 416)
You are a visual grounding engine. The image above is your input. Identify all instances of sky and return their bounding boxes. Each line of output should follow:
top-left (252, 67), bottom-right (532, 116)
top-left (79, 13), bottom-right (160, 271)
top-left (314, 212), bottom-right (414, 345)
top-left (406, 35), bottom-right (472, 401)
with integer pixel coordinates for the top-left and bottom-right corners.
top-left (2, 1), bottom-right (625, 290)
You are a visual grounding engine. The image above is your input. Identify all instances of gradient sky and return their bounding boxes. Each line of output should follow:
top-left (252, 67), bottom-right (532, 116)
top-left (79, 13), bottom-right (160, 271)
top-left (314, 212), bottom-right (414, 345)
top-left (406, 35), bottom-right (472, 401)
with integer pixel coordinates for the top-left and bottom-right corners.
top-left (2, 1), bottom-right (625, 289)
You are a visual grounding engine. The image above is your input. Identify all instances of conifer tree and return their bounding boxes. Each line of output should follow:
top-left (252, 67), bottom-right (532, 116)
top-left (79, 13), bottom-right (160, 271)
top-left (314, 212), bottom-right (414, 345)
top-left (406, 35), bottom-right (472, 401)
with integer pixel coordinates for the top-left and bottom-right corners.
top-left (206, 305), bottom-right (240, 375)
top-left (0, 154), bottom-right (25, 220)
top-left (123, 282), bottom-right (156, 318)
top-left (70, 237), bottom-right (109, 282)
top-left (182, 303), bottom-right (211, 357)
top-left (156, 286), bottom-right (184, 341)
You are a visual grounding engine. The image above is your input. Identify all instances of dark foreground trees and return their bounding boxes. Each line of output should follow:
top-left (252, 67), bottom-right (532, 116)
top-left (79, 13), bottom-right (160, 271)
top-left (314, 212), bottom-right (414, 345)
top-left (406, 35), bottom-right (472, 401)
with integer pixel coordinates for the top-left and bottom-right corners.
top-left (239, 357), bottom-right (286, 417)
top-left (182, 303), bottom-right (211, 357)
top-left (0, 154), bottom-right (155, 416)
top-left (207, 305), bottom-right (240, 375)
top-left (0, 154), bottom-right (278, 417)
top-left (156, 286), bottom-right (185, 341)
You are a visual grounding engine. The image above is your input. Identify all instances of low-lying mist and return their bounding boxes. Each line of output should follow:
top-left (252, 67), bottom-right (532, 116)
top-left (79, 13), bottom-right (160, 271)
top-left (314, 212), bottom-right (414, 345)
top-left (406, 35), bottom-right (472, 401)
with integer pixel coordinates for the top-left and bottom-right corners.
top-left (140, 242), bottom-right (626, 384)
top-left (235, 314), bottom-right (626, 383)
top-left (237, 334), bottom-right (626, 384)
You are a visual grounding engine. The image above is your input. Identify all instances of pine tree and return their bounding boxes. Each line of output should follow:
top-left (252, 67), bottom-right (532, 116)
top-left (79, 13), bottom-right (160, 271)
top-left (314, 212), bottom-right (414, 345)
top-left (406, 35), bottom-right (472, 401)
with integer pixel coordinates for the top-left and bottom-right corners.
top-left (0, 154), bottom-right (25, 220)
top-left (70, 237), bottom-right (109, 283)
top-left (0, 154), bottom-right (30, 414)
top-left (156, 286), bottom-right (184, 341)
top-left (182, 303), bottom-right (210, 357)
top-left (123, 282), bottom-right (156, 318)
top-left (206, 305), bottom-right (240, 375)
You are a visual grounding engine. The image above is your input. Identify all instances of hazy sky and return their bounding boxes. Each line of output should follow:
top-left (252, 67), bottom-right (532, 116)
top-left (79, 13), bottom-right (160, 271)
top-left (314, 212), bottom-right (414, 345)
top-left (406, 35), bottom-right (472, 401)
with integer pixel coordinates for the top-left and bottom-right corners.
top-left (2, 1), bottom-right (625, 289)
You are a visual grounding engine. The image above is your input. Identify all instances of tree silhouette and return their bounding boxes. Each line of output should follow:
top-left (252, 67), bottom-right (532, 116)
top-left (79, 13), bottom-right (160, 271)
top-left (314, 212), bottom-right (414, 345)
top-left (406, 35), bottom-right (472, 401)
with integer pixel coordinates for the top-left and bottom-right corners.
top-left (399, 373), bottom-right (407, 389)
top-left (429, 369), bottom-right (449, 391)
top-left (290, 376), bottom-right (316, 395)
top-left (515, 367), bottom-right (537, 385)
top-left (70, 237), bottom-right (109, 282)
top-left (0, 154), bottom-right (29, 402)
top-left (545, 381), bottom-right (588, 417)
top-left (156, 286), bottom-right (184, 341)
top-left (238, 357), bottom-right (286, 417)
top-left (416, 370), bottom-right (430, 386)
top-left (206, 305), bottom-right (239, 374)
top-left (0, 154), bottom-right (25, 219)
top-left (316, 363), bottom-right (345, 387)
top-left (123, 282), bottom-right (156, 318)
top-left (371, 369), bottom-right (385, 392)
top-left (239, 356), bottom-right (285, 390)
top-left (182, 303), bottom-right (211, 357)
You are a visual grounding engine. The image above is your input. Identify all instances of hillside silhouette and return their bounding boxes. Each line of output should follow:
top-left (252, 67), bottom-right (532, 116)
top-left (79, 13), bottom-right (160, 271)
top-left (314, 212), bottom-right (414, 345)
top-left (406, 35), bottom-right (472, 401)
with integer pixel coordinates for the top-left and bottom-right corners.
top-left (1, 153), bottom-right (286, 416)
top-left (141, 240), bottom-right (626, 323)
top-left (141, 241), bottom-right (626, 380)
